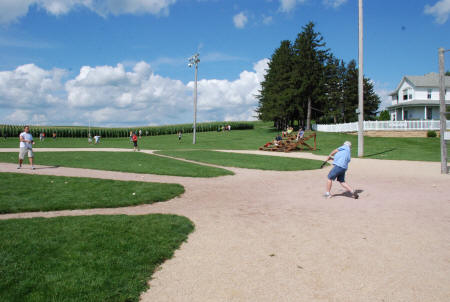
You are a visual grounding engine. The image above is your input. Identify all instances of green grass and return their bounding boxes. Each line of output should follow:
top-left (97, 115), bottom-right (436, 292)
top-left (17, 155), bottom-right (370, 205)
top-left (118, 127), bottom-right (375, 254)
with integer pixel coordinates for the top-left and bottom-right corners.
top-left (0, 152), bottom-right (233, 177)
top-left (0, 121), bottom-right (442, 161)
top-left (0, 173), bottom-right (185, 214)
top-left (311, 132), bottom-right (441, 162)
top-left (0, 214), bottom-right (194, 302)
top-left (156, 150), bottom-right (324, 170)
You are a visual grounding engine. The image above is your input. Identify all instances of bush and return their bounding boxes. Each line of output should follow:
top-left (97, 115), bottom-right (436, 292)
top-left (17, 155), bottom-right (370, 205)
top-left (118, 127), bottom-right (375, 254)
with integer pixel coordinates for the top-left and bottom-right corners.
top-left (427, 130), bottom-right (437, 138)
top-left (378, 110), bottom-right (390, 121)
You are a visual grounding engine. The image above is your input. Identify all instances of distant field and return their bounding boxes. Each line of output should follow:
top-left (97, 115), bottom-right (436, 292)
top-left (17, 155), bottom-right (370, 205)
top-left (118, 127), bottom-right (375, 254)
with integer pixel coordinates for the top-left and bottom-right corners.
top-left (0, 122), bottom-right (441, 161)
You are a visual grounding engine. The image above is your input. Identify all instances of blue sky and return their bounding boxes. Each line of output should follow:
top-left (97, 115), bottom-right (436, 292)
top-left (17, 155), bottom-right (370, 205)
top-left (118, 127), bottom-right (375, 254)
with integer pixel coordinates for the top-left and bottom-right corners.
top-left (0, 0), bottom-right (449, 126)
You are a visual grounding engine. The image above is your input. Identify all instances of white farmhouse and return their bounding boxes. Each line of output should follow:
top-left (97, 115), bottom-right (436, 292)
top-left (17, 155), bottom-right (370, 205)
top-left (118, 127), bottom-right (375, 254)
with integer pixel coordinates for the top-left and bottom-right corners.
top-left (388, 72), bottom-right (450, 121)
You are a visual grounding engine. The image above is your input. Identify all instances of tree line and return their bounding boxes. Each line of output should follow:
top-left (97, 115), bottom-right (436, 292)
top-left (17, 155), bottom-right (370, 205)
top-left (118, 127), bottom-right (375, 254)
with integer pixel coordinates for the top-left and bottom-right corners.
top-left (257, 22), bottom-right (380, 130)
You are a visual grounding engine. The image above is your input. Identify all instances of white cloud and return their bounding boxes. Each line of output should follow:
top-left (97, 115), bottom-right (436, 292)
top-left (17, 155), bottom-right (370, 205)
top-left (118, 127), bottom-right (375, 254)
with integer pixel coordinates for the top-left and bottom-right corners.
top-left (193, 59), bottom-right (269, 121)
top-left (0, 59), bottom-right (270, 126)
top-left (424, 0), bottom-right (450, 24)
top-left (0, 64), bottom-right (66, 109)
top-left (373, 81), bottom-right (392, 111)
top-left (262, 15), bottom-right (273, 25)
top-left (0, 0), bottom-right (177, 24)
top-left (233, 12), bottom-right (248, 29)
top-left (323, 0), bottom-right (347, 9)
top-left (278, 0), bottom-right (307, 13)
top-left (0, 0), bottom-right (33, 24)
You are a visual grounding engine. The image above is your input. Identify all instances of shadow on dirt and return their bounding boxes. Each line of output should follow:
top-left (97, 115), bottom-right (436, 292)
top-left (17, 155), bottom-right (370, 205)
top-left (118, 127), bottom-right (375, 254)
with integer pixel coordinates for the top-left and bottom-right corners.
top-left (332, 189), bottom-right (364, 199)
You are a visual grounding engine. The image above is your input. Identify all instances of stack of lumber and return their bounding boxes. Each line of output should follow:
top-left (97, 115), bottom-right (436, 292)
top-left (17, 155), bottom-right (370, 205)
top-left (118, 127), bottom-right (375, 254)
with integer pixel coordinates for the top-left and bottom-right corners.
top-left (259, 132), bottom-right (317, 152)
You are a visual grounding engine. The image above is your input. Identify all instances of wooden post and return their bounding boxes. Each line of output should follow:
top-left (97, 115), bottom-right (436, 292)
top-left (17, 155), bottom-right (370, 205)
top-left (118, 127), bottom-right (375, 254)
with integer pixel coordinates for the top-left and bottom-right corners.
top-left (438, 48), bottom-right (448, 174)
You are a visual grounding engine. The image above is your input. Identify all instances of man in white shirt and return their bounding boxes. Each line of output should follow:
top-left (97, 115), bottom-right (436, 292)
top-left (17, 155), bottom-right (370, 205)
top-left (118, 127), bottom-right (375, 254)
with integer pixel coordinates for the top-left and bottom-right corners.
top-left (18, 126), bottom-right (35, 170)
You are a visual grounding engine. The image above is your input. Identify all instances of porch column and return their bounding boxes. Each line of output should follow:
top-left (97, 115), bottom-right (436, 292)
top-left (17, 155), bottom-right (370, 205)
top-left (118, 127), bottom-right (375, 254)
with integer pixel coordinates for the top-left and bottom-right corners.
top-left (424, 106), bottom-right (427, 120)
top-left (402, 107), bottom-right (404, 120)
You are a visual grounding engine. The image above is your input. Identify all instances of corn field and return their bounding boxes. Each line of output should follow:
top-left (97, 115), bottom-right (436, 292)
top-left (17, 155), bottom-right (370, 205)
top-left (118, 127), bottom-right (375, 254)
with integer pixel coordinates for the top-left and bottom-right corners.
top-left (0, 122), bottom-right (254, 138)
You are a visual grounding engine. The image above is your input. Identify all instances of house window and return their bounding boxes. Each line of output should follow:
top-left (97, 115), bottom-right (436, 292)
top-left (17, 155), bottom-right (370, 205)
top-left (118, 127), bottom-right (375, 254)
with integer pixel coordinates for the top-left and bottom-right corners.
top-left (427, 89), bottom-right (432, 99)
top-left (427, 107), bottom-right (432, 120)
top-left (408, 88), bottom-right (413, 99)
top-left (404, 110), bottom-right (408, 120)
top-left (403, 89), bottom-right (408, 100)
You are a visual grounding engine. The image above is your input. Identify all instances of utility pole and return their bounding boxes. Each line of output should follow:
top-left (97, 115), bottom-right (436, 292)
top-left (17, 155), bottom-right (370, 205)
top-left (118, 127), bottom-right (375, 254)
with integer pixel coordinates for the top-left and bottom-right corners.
top-left (358, 0), bottom-right (364, 157)
top-left (438, 48), bottom-right (448, 174)
top-left (188, 53), bottom-right (200, 144)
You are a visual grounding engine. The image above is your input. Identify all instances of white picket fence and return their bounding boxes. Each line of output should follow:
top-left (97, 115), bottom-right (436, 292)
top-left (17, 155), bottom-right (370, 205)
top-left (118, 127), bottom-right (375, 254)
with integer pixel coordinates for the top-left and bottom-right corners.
top-left (313, 120), bottom-right (450, 132)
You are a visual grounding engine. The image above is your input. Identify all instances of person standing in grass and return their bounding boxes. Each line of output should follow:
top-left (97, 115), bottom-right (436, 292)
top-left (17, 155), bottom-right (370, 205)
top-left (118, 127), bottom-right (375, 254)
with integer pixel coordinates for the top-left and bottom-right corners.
top-left (18, 125), bottom-right (35, 170)
top-left (324, 141), bottom-right (358, 199)
top-left (132, 132), bottom-right (139, 151)
top-left (178, 131), bottom-right (182, 142)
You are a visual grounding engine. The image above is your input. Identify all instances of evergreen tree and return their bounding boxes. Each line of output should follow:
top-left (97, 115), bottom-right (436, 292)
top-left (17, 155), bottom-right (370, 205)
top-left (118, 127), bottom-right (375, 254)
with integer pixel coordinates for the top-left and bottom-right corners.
top-left (378, 110), bottom-right (390, 121)
top-left (342, 60), bottom-right (359, 122)
top-left (322, 55), bottom-right (346, 123)
top-left (257, 40), bottom-right (295, 129)
top-left (257, 22), bottom-right (381, 127)
top-left (292, 22), bottom-right (329, 130)
top-left (342, 60), bottom-right (380, 122)
top-left (363, 77), bottom-right (381, 120)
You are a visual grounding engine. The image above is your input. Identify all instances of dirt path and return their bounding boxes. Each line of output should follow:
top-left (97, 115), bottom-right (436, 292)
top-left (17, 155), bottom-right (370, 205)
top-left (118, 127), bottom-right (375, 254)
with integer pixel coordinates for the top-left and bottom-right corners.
top-left (1, 149), bottom-right (449, 301)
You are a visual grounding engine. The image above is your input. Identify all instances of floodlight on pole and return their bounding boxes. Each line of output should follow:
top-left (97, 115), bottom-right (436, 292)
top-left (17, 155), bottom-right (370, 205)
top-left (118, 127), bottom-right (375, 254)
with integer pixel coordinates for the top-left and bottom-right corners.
top-left (358, 0), bottom-right (364, 157)
top-left (188, 53), bottom-right (200, 144)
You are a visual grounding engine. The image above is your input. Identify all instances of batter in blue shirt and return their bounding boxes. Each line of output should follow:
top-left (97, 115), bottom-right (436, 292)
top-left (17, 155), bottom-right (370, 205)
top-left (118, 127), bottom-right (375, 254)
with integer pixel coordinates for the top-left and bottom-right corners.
top-left (324, 141), bottom-right (358, 199)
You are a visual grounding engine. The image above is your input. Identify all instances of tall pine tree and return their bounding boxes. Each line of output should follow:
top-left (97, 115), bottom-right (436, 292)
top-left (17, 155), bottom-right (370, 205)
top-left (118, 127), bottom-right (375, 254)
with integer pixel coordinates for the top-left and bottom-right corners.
top-left (257, 22), bottom-right (381, 127)
top-left (292, 22), bottom-right (329, 130)
top-left (323, 55), bottom-right (346, 123)
top-left (342, 60), bottom-right (380, 122)
top-left (257, 40), bottom-right (295, 129)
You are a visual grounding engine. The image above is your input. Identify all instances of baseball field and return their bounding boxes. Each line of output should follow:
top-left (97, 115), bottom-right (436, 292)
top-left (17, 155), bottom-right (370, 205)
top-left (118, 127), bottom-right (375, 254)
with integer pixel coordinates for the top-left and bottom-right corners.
top-left (0, 122), bottom-right (448, 302)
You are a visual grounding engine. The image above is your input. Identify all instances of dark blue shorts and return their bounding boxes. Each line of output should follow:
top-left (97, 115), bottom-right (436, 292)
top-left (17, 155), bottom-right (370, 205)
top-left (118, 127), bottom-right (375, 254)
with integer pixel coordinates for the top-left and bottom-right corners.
top-left (328, 165), bottom-right (347, 183)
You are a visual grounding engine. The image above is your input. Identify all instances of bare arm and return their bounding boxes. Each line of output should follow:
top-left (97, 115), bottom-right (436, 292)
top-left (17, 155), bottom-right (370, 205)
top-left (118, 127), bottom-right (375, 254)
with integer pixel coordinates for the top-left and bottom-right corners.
top-left (326, 149), bottom-right (339, 161)
top-left (19, 134), bottom-right (29, 143)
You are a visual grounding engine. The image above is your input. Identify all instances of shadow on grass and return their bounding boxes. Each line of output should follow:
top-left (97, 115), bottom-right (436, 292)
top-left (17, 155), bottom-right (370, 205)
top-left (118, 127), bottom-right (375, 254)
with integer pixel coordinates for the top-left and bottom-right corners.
top-left (332, 189), bottom-right (364, 199)
top-left (364, 148), bottom-right (396, 158)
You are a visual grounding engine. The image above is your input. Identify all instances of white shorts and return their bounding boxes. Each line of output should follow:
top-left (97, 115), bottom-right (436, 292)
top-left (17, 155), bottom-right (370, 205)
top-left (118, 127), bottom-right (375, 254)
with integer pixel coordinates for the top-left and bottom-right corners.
top-left (19, 147), bottom-right (33, 159)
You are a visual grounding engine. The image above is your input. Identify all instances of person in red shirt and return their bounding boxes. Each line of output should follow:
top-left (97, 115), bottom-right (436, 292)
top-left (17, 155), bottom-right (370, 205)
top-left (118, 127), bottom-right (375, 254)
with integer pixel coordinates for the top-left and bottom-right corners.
top-left (132, 132), bottom-right (139, 151)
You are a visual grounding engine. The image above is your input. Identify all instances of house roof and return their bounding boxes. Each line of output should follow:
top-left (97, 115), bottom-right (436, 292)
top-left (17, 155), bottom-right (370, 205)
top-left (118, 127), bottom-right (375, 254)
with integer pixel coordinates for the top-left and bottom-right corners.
top-left (387, 99), bottom-right (450, 109)
top-left (389, 73), bottom-right (450, 95)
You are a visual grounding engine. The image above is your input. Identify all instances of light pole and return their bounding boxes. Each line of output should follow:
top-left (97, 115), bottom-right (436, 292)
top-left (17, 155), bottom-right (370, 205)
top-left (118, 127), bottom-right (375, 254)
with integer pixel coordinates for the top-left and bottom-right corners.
top-left (188, 53), bottom-right (200, 144)
top-left (358, 0), bottom-right (364, 157)
top-left (438, 47), bottom-right (449, 174)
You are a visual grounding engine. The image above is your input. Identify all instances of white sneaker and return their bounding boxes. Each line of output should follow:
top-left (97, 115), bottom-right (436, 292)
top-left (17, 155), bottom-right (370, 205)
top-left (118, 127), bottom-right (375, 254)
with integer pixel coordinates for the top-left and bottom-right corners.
top-left (324, 192), bottom-right (331, 198)
top-left (31, 166), bottom-right (35, 170)
top-left (17, 165), bottom-right (21, 169)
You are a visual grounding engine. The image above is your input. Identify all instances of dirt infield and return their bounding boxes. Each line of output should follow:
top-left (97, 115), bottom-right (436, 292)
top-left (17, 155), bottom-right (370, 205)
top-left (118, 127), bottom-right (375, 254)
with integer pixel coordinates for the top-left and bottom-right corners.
top-left (1, 149), bottom-right (449, 302)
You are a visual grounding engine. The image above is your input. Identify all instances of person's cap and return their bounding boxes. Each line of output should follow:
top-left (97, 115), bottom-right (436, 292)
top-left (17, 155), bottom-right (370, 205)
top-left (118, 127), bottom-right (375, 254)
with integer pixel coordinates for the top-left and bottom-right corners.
top-left (344, 141), bottom-right (352, 147)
